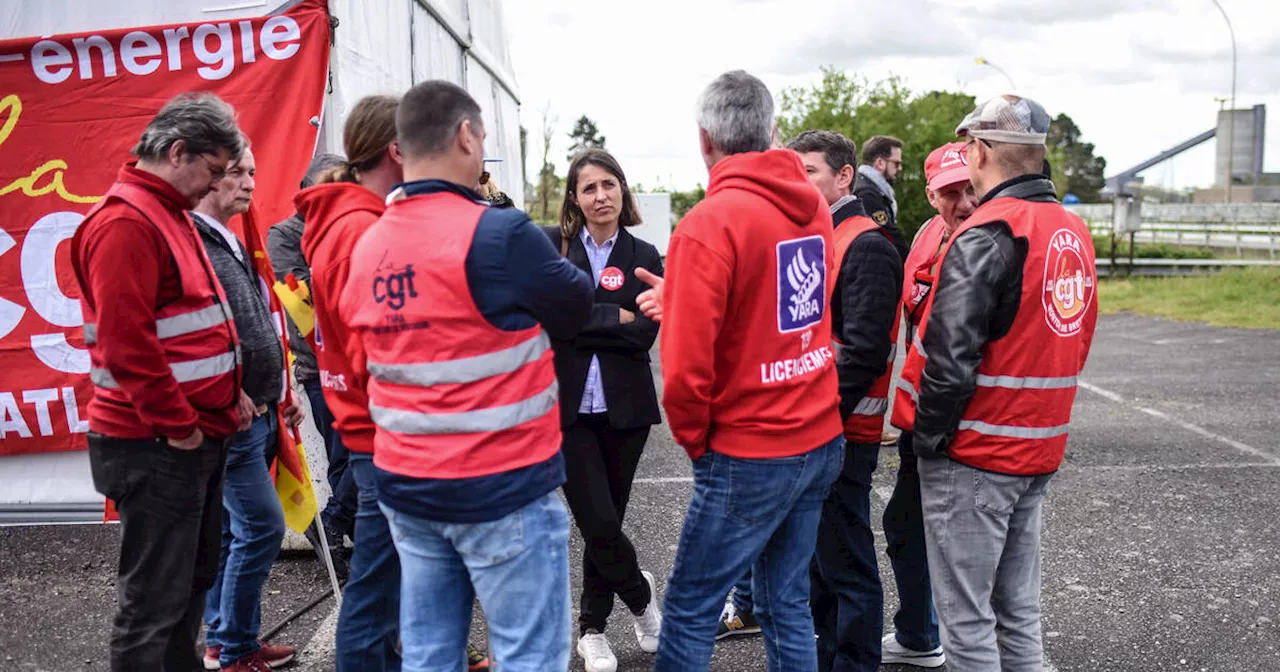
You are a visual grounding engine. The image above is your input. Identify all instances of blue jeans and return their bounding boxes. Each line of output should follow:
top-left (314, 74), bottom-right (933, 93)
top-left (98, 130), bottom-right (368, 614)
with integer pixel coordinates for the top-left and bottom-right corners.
top-left (381, 491), bottom-right (571, 672)
top-left (336, 452), bottom-right (402, 671)
top-left (656, 437), bottom-right (844, 672)
top-left (731, 572), bottom-right (754, 612)
top-left (812, 443), bottom-right (881, 672)
top-left (883, 432), bottom-right (940, 651)
top-left (204, 413), bottom-right (286, 664)
top-left (305, 382), bottom-right (357, 538)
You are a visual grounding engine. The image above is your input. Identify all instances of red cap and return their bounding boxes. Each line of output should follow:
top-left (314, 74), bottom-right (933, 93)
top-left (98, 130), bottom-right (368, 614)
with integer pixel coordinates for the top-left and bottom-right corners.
top-left (924, 142), bottom-right (971, 191)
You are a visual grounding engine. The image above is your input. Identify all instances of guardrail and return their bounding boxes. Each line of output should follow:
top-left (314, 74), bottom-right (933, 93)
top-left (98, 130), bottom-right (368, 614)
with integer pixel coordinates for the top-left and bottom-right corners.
top-left (1069, 204), bottom-right (1280, 256)
top-left (1096, 257), bottom-right (1280, 277)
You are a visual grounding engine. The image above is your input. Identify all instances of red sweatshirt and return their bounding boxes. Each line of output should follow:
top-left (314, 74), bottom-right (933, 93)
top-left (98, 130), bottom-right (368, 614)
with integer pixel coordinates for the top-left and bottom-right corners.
top-left (75, 165), bottom-right (240, 440)
top-left (662, 150), bottom-right (842, 460)
top-left (296, 183), bottom-right (385, 454)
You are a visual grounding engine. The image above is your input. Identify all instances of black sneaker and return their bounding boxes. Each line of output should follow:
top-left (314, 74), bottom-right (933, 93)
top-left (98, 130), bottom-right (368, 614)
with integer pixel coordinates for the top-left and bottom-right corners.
top-left (715, 601), bottom-right (761, 640)
top-left (303, 520), bottom-right (350, 582)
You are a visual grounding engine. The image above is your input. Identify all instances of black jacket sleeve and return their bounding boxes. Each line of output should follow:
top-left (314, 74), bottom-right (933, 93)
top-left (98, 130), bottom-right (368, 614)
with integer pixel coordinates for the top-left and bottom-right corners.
top-left (266, 218), bottom-right (308, 284)
top-left (835, 231), bottom-right (903, 420)
top-left (508, 216), bottom-right (595, 341)
top-left (574, 245), bottom-right (663, 353)
top-left (913, 221), bottom-right (1024, 457)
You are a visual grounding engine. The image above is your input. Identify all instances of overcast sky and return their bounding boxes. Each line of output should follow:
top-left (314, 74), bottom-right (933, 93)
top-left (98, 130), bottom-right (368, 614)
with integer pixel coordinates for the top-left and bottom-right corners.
top-left (505, 0), bottom-right (1280, 197)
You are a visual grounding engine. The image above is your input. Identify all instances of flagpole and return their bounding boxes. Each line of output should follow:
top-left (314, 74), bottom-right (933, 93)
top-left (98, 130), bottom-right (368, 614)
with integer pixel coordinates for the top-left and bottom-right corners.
top-left (312, 513), bottom-right (345, 608)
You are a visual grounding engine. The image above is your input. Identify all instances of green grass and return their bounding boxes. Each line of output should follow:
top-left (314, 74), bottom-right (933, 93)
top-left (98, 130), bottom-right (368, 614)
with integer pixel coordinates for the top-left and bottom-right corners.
top-left (1098, 267), bottom-right (1280, 330)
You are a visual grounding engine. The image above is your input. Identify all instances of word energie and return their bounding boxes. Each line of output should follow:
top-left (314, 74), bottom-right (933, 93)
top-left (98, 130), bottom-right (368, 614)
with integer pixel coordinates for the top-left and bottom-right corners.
top-left (28, 16), bottom-right (302, 84)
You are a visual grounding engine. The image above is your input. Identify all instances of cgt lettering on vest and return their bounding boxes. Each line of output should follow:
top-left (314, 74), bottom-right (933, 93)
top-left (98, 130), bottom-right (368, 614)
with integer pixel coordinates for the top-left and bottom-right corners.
top-left (760, 345), bottom-right (834, 384)
top-left (373, 263), bottom-right (419, 311)
top-left (0, 387), bottom-right (89, 439)
top-left (28, 16), bottom-right (302, 84)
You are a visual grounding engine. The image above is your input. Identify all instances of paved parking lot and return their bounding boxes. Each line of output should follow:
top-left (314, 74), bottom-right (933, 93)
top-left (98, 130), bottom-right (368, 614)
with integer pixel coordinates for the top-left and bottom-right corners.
top-left (2, 313), bottom-right (1278, 671)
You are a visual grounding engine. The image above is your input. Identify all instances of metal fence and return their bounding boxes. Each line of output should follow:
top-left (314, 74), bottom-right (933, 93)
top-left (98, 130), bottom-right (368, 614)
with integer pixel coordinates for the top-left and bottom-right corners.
top-left (1069, 203), bottom-right (1280, 257)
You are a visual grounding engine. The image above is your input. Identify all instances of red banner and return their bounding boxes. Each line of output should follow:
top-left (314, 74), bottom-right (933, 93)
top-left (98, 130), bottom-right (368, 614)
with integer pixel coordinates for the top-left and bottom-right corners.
top-left (0, 0), bottom-right (331, 456)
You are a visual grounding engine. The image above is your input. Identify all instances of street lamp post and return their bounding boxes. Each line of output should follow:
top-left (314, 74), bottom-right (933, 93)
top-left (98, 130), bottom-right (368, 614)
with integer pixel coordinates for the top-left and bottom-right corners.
top-left (974, 57), bottom-right (1016, 91)
top-left (1211, 0), bottom-right (1236, 203)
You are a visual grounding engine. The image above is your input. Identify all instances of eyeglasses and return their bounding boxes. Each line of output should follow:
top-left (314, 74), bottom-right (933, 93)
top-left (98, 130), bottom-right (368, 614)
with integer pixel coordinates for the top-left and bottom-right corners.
top-left (965, 137), bottom-right (994, 149)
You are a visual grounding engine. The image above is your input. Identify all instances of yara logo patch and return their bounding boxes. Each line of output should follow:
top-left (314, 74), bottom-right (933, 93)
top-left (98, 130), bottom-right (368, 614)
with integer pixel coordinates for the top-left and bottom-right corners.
top-left (777, 235), bottom-right (826, 333)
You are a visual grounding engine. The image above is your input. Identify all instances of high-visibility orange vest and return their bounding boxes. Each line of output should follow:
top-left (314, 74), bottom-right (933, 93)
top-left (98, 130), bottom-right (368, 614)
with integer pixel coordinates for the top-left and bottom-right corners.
top-left (74, 180), bottom-right (242, 421)
top-left (831, 215), bottom-right (901, 444)
top-left (342, 190), bottom-right (561, 479)
top-left (890, 216), bottom-right (948, 432)
top-left (895, 197), bottom-right (1098, 475)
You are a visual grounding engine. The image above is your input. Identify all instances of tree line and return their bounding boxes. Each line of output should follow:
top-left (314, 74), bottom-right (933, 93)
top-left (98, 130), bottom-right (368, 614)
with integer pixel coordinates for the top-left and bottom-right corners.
top-left (524, 68), bottom-right (1108, 239)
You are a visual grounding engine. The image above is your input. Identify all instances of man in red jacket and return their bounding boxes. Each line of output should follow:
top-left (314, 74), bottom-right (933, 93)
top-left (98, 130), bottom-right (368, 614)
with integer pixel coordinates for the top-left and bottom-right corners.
top-left (71, 93), bottom-right (249, 672)
top-left (648, 70), bottom-right (844, 672)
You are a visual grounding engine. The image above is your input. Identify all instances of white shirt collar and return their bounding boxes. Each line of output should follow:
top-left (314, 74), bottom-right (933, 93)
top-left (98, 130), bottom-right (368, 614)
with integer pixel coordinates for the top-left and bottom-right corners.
top-left (580, 226), bottom-right (619, 249)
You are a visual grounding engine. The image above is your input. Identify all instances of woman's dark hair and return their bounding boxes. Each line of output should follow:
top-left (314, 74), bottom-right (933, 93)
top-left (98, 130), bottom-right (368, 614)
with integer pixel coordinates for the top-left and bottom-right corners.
top-left (559, 149), bottom-right (642, 243)
top-left (317, 95), bottom-right (400, 184)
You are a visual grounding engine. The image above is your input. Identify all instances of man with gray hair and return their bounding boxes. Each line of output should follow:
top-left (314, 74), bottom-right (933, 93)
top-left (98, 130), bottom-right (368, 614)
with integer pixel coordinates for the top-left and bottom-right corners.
top-left (902, 94), bottom-right (1098, 671)
top-left (640, 70), bottom-right (844, 671)
top-left (71, 92), bottom-right (249, 671)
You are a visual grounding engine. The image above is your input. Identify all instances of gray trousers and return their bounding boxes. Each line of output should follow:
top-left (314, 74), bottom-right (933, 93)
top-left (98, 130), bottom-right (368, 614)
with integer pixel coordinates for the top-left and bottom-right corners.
top-left (918, 456), bottom-right (1053, 672)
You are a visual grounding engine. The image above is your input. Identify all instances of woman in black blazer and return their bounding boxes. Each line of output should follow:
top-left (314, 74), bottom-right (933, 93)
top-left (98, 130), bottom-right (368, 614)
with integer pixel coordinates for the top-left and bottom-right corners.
top-left (544, 149), bottom-right (664, 671)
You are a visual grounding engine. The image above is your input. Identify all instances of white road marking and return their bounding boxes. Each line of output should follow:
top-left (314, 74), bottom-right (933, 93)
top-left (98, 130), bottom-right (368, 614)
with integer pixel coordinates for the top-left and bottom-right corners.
top-left (1078, 380), bottom-right (1280, 465)
top-left (634, 476), bottom-right (694, 485)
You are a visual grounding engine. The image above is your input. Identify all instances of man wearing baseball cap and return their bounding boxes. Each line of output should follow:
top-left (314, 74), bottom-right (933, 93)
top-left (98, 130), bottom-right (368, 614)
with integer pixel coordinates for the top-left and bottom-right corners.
top-left (895, 95), bottom-right (1099, 671)
top-left (879, 141), bottom-right (977, 669)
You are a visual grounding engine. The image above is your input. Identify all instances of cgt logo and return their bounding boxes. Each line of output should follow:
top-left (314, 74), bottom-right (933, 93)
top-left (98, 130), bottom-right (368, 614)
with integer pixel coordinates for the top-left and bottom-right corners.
top-left (372, 263), bottom-right (419, 311)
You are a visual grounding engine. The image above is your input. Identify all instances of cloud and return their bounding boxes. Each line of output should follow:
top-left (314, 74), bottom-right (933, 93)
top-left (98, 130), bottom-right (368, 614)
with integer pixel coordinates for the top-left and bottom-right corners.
top-left (953, 0), bottom-right (1161, 26)
top-left (762, 0), bottom-right (975, 77)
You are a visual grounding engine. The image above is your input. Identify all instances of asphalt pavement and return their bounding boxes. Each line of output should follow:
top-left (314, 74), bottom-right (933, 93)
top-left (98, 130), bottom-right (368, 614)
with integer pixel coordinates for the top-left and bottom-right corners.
top-left (2, 312), bottom-right (1278, 671)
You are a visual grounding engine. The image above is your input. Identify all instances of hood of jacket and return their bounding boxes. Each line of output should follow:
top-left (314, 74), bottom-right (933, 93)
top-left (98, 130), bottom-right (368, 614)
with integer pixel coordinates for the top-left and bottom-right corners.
top-left (706, 149), bottom-right (823, 228)
top-left (296, 182), bottom-right (386, 260)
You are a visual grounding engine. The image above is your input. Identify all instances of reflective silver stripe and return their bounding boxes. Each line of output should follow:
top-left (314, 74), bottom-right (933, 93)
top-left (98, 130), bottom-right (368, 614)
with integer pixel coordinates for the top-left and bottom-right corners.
top-left (912, 332), bottom-right (925, 355)
top-left (896, 378), bottom-right (919, 403)
top-left (886, 343), bottom-right (898, 363)
top-left (956, 420), bottom-right (1069, 439)
top-left (851, 396), bottom-right (889, 416)
top-left (90, 367), bottom-right (119, 389)
top-left (82, 304), bottom-right (230, 346)
top-left (368, 332), bottom-right (550, 387)
top-left (369, 380), bottom-right (559, 435)
top-left (170, 351), bottom-right (238, 382)
top-left (155, 304), bottom-right (233, 340)
top-left (975, 374), bottom-right (1077, 390)
top-left (89, 350), bottom-right (237, 390)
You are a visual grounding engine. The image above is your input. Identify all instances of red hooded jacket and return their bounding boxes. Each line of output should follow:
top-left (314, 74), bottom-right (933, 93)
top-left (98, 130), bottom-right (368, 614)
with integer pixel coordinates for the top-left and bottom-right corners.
top-left (661, 150), bottom-right (842, 460)
top-left (296, 183), bottom-right (385, 454)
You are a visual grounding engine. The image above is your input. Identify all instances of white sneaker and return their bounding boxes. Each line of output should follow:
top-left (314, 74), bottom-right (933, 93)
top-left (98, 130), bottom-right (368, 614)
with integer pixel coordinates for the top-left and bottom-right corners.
top-left (881, 632), bottom-right (946, 668)
top-left (576, 632), bottom-right (617, 672)
top-left (632, 570), bottom-right (662, 653)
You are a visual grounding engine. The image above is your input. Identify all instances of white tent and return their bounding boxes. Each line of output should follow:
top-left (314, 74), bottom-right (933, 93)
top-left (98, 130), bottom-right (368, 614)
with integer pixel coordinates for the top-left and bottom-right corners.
top-left (0, 0), bottom-right (522, 524)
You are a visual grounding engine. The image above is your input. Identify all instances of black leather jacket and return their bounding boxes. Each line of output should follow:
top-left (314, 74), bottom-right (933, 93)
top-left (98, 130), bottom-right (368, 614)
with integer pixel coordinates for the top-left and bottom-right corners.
top-left (913, 174), bottom-right (1057, 458)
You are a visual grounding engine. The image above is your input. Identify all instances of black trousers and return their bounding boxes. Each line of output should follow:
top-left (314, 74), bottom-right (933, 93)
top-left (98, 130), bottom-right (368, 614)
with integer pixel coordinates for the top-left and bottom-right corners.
top-left (88, 432), bottom-right (228, 672)
top-left (560, 413), bottom-right (651, 635)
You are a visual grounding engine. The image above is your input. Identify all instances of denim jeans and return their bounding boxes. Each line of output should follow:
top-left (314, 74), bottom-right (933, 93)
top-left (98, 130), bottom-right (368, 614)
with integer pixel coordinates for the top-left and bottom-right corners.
top-left (883, 432), bottom-right (940, 651)
top-left (336, 452), bottom-right (402, 672)
top-left (203, 414), bottom-right (286, 665)
top-left (731, 572), bottom-right (754, 612)
top-left (919, 456), bottom-right (1052, 672)
top-left (381, 491), bottom-right (571, 672)
top-left (89, 433), bottom-right (227, 672)
top-left (305, 381), bottom-right (357, 538)
top-left (812, 442), bottom-right (881, 672)
top-left (655, 436), bottom-right (844, 672)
